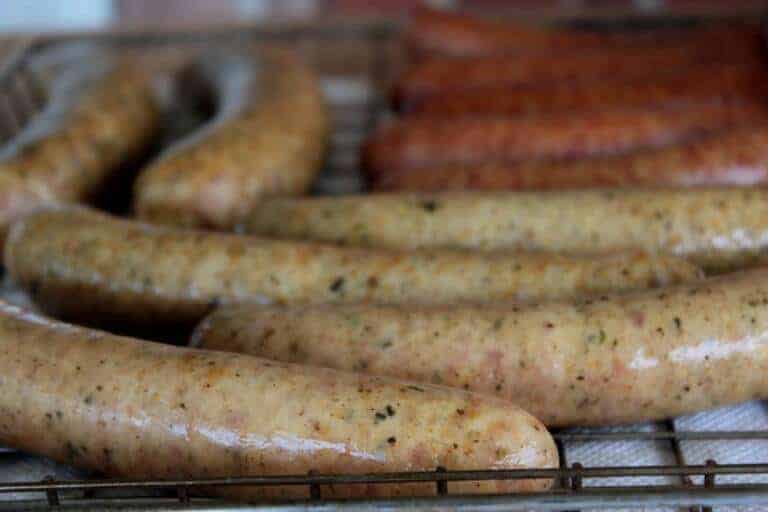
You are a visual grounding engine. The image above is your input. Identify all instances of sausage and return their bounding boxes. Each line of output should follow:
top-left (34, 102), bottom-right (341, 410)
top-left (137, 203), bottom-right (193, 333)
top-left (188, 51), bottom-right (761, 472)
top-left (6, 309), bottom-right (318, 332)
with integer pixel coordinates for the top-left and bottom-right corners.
top-left (3, 206), bottom-right (701, 330)
top-left (133, 50), bottom-right (328, 229)
top-left (409, 63), bottom-right (768, 117)
top-left (0, 53), bottom-right (159, 244)
top-left (0, 301), bottom-right (556, 500)
top-left (193, 268), bottom-right (768, 427)
top-left (365, 102), bottom-right (768, 177)
top-left (242, 188), bottom-right (768, 272)
top-left (371, 122), bottom-right (768, 191)
top-left (395, 43), bottom-right (763, 107)
top-left (407, 7), bottom-right (763, 58)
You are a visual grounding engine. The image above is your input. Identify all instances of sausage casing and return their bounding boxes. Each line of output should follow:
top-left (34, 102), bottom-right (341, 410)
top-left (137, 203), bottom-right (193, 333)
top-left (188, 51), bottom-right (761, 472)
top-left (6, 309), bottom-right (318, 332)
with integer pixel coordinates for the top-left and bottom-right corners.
top-left (243, 189), bottom-right (768, 271)
top-left (409, 63), bottom-right (768, 117)
top-left (0, 301), bottom-right (556, 499)
top-left (406, 7), bottom-right (763, 58)
top-left (3, 206), bottom-right (700, 329)
top-left (365, 102), bottom-right (768, 176)
top-left (371, 122), bottom-right (768, 191)
top-left (0, 54), bottom-right (159, 242)
top-left (133, 51), bottom-right (328, 229)
top-left (396, 44), bottom-right (763, 107)
top-left (194, 269), bottom-right (768, 427)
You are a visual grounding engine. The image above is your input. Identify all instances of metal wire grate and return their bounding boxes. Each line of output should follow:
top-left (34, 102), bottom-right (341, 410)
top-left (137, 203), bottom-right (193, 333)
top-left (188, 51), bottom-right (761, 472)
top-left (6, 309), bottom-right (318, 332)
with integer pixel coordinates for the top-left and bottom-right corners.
top-left (2, 17), bottom-right (768, 512)
top-left (0, 39), bottom-right (46, 145)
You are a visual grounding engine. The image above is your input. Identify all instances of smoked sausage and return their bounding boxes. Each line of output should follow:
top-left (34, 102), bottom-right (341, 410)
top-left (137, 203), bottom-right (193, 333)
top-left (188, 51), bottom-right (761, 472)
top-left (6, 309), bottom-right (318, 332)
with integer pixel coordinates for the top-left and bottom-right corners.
top-left (133, 51), bottom-right (328, 229)
top-left (4, 206), bottom-right (700, 329)
top-left (193, 269), bottom-right (768, 426)
top-left (0, 301), bottom-right (556, 499)
top-left (242, 188), bottom-right (768, 271)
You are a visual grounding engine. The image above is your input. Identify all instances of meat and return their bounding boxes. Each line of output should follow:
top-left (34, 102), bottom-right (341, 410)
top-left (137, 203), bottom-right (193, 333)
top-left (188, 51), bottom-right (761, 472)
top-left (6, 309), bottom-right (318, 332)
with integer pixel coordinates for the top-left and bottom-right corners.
top-left (0, 55), bottom-right (159, 244)
top-left (365, 102), bottom-right (768, 177)
top-left (395, 44), bottom-right (763, 107)
top-left (371, 123), bottom-right (768, 191)
top-left (193, 269), bottom-right (768, 426)
top-left (406, 7), bottom-right (763, 59)
top-left (242, 188), bottom-right (768, 272)
top-left (0, 300), bottom-right (556, 500)
top-left (408, 63), bottom-right (768, 117)
top-left (133, 50), bottom-right (328, 229)
top-left (3, 206), bottom-right (700, 330)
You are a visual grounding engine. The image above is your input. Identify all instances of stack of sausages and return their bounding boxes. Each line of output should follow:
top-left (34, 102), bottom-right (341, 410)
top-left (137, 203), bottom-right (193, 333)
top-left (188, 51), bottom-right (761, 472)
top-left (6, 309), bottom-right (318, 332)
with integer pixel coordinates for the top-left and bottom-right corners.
top-left (366, 7), bottom-right (768, 191)
top-left (6, 12), bottom-right (768, 505)
top-left (0, 44), bottom-right (562, 501)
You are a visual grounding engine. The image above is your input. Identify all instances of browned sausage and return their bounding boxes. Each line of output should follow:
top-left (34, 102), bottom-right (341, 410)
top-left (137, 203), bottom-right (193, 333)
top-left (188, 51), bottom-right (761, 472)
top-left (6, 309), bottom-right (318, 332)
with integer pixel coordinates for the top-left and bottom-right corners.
top-left (133, 50), bottom-right (328, 230)
top-left (0, 52), bottom-right (159, 243)
top-left (3, 206), bottom-right (701, 331)
top-left (0, 300), bottom-right (557, 500)
top-left (365, 101), bottom-right (768, 177)
top-left (407, 6), bottom-right (763, 58)
top-left (396, 43), bottom-right (763, 107)
top-left (372, 123), bottom-right (768, 192)
top-left (240, 188), bottom-right (768, 272)
top-left (409, 62), bottom-right (768, 117)
top-left (193, 268), bottom-right (768, 427)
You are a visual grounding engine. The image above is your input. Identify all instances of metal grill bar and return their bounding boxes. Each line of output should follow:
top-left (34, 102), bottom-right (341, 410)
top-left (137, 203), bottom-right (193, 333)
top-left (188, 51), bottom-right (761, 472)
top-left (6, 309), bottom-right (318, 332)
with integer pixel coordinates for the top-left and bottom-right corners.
top-left (1, 464), bottom-right (768, 493)
top-left (4, 486), bottom-right (768, 512)
top-left (554, 431), bottom-right (768, 442)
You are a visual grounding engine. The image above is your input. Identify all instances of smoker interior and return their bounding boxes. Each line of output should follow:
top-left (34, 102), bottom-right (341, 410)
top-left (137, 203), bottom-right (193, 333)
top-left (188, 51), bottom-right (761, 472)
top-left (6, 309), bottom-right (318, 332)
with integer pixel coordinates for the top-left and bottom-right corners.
top-left (1, 17), bottom-right (768, 512)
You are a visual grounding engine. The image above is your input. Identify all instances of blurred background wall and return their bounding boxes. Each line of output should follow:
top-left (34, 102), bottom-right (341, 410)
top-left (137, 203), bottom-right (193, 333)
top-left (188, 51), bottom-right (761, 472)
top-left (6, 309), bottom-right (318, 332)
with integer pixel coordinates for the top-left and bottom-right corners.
top-left (1, 0), bottom-right (766, 32)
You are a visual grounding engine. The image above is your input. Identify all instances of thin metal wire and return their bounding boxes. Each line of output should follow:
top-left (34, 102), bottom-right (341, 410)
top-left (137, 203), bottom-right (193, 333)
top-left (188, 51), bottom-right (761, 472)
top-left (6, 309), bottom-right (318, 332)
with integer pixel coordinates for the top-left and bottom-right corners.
top-left (4, 485), bottom-right (768, 512)
top-left (554, 431), bottom-right (768, 441)
top-left (663, 419), bottom-right (698, 512)
top-left (2, 464), bottom-right (768, 493)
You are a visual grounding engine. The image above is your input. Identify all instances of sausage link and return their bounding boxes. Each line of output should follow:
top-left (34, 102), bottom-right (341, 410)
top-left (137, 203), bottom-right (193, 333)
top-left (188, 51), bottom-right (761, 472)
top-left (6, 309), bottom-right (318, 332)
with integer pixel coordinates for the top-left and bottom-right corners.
top-left (0, 301), bottom-right (556, 499)
top-left (409, 63), bottom-right (768, 117)
top-left (365, 102), bottom-right (768, 176)
top-left (407, 7), bottom-right (763, 58)
top-left (194, 269), bottom-right (768, 427)
top-left (396, 44), bottom-right (762, 107)
top-left (3, 206), bottom-right (700, 329)
top-left (0, 57), bottom-right (159, 243)
top-left (133, 51), bottom-right (328, 229)
top-left (243, 188), bottom-right (768, 272)
top-left (371, 123), bottom-right (768, 191)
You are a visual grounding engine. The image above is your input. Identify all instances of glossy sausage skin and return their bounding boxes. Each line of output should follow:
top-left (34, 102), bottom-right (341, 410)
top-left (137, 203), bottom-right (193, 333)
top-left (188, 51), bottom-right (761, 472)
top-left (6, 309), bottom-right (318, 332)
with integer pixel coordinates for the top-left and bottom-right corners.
top-left (243, 189), bottom-right (768, 272)
top-left (194, 269), bottom-right (768, 427)
top-left (0, 60), bottom-right (159, 242)
top-left (0, 301), bottom-right (556, 499)
top-left (396, 44), bottom-right (763, 107)
top-left (3, 206), bottom-right (700, 329)
top-left (406, 7), bottom-right (762, 58)
top-left (372, 123), bottom-right (768, 191)
top-left (407, 7), bottom-right (603, 58)
top-left (134, 51), bottom-right (328, 229)
top-left (409, 63), bottom-right (768, 117)
top-left (365, 102), bottom-right (768, 176)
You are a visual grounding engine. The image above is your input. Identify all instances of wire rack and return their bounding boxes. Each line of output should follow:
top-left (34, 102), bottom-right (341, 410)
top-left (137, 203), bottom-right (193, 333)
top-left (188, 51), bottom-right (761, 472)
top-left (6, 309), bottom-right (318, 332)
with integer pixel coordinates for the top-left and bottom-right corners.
top-left (3, 16), bottom-right (768, 512)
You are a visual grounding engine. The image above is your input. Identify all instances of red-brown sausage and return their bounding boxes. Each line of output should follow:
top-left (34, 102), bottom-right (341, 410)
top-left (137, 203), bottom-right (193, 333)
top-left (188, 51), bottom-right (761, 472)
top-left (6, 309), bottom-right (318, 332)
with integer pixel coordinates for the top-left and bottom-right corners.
top-left (407, 7), bottom-right (763, 58)
top-left (0, 301), bottom-right (557, 500)
top-left (365, 101), bottom-right (768, 177)
top-left (372, 123), bottom-right (768, 192)
top-left (409, 62), bottom-right (768, 117)
top-left (396, 43), bottom-right (763, 107)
